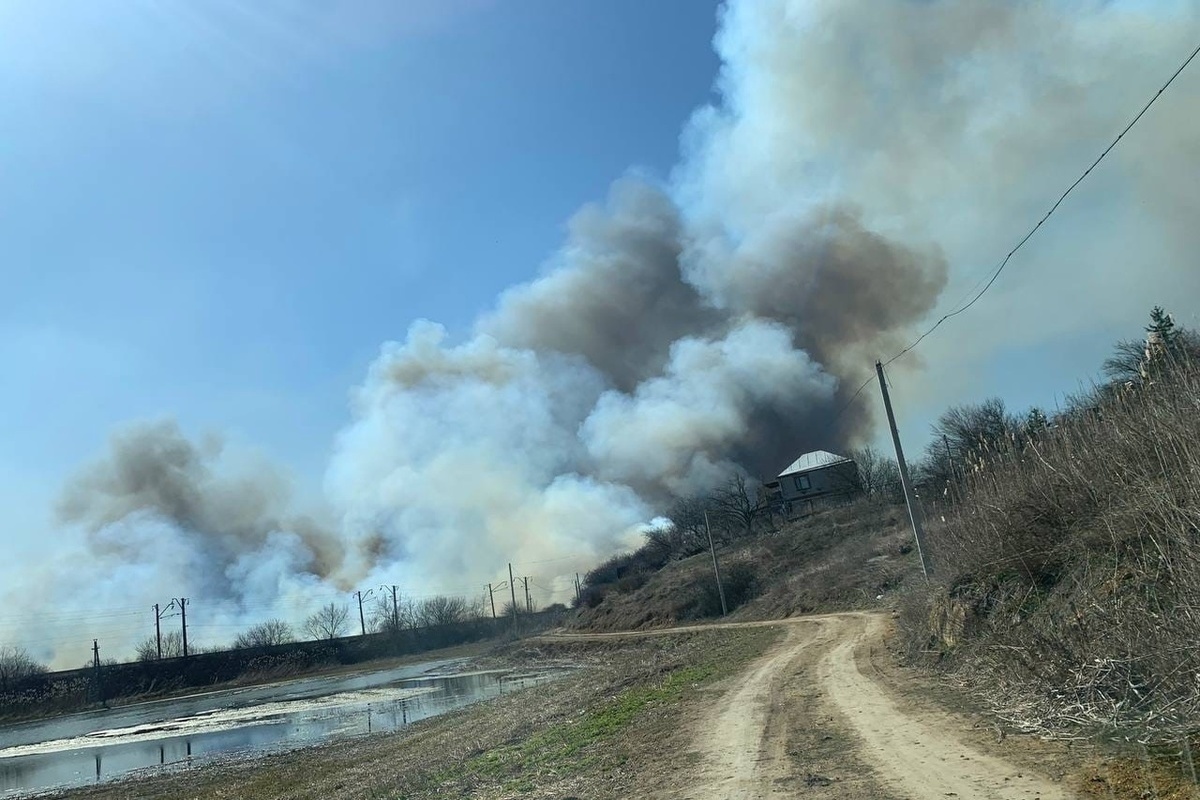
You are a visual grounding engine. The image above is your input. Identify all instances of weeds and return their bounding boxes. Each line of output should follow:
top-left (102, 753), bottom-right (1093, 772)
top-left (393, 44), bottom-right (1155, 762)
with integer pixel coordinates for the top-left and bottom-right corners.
top-left (902, 350), bottom-right (1200, 746)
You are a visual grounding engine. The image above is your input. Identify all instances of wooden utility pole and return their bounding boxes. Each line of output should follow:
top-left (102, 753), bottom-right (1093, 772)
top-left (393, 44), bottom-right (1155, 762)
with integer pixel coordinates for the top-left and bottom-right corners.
top-left (92, 639), bottom-right (102, 703)
top-left (381, 585), bottom-right (400, 631)
top-left (704, 511), bottom-right (728, 616)
top-left (355, 590), bottom-right (373, 636)
top-left (487, 583), bottom-right (497, 619)
top-left (876, 361), bottom-right (932, 579)
top-left (507, 564), bottom-right (519, 620)
top-left (154, 603), bottom-right (163, 660)
top-left (176, 598), bottom-right (189, 656)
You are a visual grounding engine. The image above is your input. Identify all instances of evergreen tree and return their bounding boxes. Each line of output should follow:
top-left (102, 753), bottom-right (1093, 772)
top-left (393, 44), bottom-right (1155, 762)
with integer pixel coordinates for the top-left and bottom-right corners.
top-left (1145, 306), bottom-right (1180, 348)
top-left (1104, 306), bottom-right (1198, 389)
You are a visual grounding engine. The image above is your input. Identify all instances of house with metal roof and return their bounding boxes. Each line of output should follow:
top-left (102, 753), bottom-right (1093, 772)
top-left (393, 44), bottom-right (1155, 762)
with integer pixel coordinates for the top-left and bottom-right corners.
top-left (765, 450), bottom-right (861, 515)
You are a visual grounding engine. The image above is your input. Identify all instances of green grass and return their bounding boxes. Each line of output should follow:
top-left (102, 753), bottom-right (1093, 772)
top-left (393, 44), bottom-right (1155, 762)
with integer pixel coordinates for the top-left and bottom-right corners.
top-left (451, 665), bottom-right (712, 789)
top-left (406, 629), bottom-right (777, 797)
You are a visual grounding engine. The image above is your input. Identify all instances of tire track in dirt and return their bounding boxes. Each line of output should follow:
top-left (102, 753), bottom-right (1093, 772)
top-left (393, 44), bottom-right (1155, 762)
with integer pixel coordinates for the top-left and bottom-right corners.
top-left (566, 613), bottom-right (1073, 799)
top-left (818, 613), bottom-right (1069, 799)
top-left (549, 613), bottom-right (1072, 799)
top-left (677, 620), bottom-right (837, 799)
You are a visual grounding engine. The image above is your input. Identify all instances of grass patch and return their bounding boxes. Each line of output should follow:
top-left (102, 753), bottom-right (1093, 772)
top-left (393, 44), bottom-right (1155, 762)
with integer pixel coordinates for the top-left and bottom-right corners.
top-left (411, 628), bottom-right (777, 797)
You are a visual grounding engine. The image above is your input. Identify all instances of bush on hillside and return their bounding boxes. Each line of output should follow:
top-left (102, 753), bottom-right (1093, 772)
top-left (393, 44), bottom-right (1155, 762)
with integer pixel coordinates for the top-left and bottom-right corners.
top-left (686, 560), bottom-right (760, 619)
top-left (903, 341), bottom-right (1200, 742)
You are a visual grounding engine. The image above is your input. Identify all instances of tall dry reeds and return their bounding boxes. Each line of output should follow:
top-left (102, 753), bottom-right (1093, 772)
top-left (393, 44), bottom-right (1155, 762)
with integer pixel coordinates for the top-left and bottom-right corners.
top-left (912, 351), bottom-right (1200, 743)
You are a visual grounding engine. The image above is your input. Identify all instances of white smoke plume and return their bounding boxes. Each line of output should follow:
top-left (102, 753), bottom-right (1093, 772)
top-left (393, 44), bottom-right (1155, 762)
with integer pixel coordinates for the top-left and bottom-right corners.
top-left (9, 0), bottom-right (1199, 664)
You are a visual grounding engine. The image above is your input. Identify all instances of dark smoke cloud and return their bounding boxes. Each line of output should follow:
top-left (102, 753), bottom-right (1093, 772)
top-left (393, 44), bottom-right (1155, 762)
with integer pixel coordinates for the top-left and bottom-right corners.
top-left (476, 182), bottom-right (946, 488)
top-left (327, 170), bottom-right (947, 590)
top-left (686, 204), bottom-right (948, 372)
top-left (58, 419), bottom-right (348, 590)
top-left (480, 180), bottom-right (720, 393)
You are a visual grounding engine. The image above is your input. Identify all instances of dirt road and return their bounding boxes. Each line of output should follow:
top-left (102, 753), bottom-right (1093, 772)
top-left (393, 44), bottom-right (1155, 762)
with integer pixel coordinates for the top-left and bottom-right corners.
top-left (562, 612), bottom-right (1071, 800)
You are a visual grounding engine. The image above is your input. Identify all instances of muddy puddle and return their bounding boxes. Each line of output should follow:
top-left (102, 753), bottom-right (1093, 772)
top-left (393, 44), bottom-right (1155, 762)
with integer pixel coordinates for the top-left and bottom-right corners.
top-left (0, 661), bottom-right (561, 796)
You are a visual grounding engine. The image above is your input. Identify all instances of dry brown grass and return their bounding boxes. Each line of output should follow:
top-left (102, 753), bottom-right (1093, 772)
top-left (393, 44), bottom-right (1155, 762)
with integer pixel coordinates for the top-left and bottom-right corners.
top-left (1079, 751), bottom-right (1200, 800)
top-left (900, 355), bottom-right (1200, 749)
top-left (572, 498), bottom-right (920, 633)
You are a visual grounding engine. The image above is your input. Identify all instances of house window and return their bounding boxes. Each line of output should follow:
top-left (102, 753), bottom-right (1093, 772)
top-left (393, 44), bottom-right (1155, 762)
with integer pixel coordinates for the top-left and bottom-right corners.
top-left (793, 474), bottom-right (811, 491)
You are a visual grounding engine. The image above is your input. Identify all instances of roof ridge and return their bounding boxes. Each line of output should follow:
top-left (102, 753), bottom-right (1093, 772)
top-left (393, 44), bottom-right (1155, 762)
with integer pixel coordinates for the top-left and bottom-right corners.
top-left (777, 449), bottom-right (852, 478)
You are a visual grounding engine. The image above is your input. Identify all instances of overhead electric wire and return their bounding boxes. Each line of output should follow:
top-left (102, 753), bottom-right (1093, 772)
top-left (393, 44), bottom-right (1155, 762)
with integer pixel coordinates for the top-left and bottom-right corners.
top-left (880, 38), bottom-right (1200, 371)
top-left (830, 372), bottom-right (880, 425)
top-left (827, 36), bottom-right (1200, 426)
top-left (510, 553), bottom-right (586, 567)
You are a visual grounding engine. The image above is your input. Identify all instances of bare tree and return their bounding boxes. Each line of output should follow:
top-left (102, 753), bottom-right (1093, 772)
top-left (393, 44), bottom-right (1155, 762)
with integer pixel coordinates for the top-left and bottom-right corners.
top-left (848, 446), bottom-right (902, 500)
top-left (920, 397), bottom-right (1018, 493)
top-left (0, 646), bottom-right (46, 692)
top-left (369, 595), bottom-right (424, 633)
top-left (1103, 318), bottom-right (1200, 387)
top-left (233, 619), bottom-right (294, 649)
top-left (710, 474), bottom-right (766, 539)
top-left (368, 597), bottom-right (398, 634)
top-left (416, 595), bottom-right (469, 627)
top-left (1102, 338), bottom-right (1150, 387)
top-left (644, 516), bottom-right (707, 562)
top-left (134, 631), bottom-right (185, 662)
top-left (666, 497), bottom-right (709, 552)
top-left (303, 603), bottom-right (350, 641)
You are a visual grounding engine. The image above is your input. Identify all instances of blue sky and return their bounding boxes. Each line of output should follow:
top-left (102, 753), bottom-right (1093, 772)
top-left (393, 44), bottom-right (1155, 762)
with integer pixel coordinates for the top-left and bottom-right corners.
top-left (0, 0), bottom-right (723, 532)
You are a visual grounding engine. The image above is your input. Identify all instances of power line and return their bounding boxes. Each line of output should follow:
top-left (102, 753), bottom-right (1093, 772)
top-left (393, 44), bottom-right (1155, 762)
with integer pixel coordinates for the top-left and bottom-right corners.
top-left (880, 38), bottom-right (1200, 371)
top-left (509, 553), bottom-right (587, 567)
top-left (830, 372), bottom-right (879, 425)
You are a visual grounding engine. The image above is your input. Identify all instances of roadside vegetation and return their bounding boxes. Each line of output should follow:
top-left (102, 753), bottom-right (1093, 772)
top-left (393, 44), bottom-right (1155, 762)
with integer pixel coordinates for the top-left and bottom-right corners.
top-left (896, 307), bottom-right (1200, 792)
top-left (572, 473), bottom-right (918, 632)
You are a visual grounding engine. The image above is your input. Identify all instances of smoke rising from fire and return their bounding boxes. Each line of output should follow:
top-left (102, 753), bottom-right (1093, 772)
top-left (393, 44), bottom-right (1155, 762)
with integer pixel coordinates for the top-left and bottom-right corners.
top-left (9, 0), bottom-right (1198, 664)
top-left (58, 420), bottom-right (349, 591)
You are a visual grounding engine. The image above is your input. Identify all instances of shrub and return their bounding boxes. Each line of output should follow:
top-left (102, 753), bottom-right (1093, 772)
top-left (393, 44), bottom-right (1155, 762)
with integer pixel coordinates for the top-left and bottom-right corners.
top-left (902, 348), bottom-right (1200, 741)
top-left (687, 560), bottom-right (759, 619)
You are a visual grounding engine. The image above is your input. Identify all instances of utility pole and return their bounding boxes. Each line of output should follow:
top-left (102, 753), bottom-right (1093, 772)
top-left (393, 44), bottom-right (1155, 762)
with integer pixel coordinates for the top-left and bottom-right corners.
top-left (355, 589), bottom-right (374, 636)
top-left (876, 360), bottom-right (932, 579)
top-left (92, 639), bottom-right (102, 703)
top-left (175, 598), bottom-right (189, 657)
top-left (487, 583), bottom-right (497, 619)
top-left (522, 577), bottom-right (531, 613)
top-left (154, 603), bottom-right (163, 660)
top-left (380, 585), bottom-right (400, 631)
top-left (704, 511), bottom-right (728, 617)
top-left (508, 563), bottom-right (519, 622)
top-left (574, 573), bottom-right (581, 605)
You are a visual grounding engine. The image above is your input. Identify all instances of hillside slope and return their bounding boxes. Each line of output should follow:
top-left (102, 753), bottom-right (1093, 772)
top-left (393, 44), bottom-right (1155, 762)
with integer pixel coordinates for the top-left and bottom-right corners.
top-left (571, 500), bottom-right (919, 632)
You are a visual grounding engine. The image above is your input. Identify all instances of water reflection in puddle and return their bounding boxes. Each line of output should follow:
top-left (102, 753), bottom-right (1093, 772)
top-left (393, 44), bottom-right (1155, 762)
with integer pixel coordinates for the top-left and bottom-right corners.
top-left (0, 669), bottom-right (560, 797)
